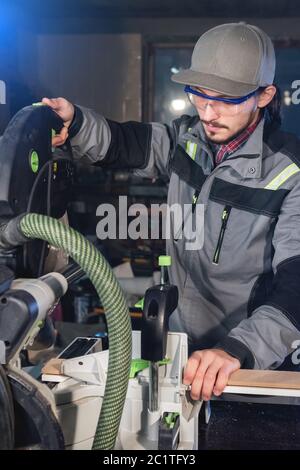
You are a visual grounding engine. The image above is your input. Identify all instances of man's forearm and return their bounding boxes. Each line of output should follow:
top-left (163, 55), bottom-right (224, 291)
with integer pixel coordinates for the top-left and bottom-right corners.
top-left (225, 304), bottom-right (300, 369)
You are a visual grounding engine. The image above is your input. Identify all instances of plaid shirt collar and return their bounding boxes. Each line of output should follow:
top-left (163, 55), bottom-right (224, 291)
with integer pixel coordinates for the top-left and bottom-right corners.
top-left (212, 115), bottom-right (262, 166)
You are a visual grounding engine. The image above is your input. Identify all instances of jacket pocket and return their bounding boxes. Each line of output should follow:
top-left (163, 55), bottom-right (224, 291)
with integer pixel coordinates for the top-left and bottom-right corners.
top-left (212, 205), bottom-right (232, 265)
top-left (209, 177), bottom-right (289, 218)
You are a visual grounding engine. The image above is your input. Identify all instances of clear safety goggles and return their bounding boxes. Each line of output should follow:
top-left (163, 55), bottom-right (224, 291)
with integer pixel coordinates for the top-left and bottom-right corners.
top-left (184, 85), bottom-right (258, 116)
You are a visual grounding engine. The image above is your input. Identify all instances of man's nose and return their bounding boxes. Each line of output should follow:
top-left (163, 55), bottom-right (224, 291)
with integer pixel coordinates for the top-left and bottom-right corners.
top-left (201, 103), bottom-right (219, 121)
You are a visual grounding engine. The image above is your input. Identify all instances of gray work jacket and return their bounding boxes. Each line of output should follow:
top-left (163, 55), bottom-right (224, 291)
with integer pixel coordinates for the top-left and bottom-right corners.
top-left (69, 106), bottom-right (300, 370)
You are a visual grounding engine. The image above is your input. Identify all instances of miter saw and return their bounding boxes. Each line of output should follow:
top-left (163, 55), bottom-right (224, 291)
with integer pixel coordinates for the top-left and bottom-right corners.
top-left (0, 104), bottom-right (201, 450)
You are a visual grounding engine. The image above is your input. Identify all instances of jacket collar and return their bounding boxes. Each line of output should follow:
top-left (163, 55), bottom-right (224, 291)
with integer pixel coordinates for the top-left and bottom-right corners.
top-left (220, 116), bottom-right (265, 179)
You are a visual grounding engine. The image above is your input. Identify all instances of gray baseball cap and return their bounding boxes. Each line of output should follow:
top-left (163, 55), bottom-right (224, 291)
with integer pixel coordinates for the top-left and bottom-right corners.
top-left (171, 22), bottom-right (276, 97)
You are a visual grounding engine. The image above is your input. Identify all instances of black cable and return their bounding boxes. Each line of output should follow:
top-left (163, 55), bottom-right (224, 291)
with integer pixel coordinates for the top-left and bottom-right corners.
top-left (26, 155), bottom-right (70, 214)
top-left (23, 155), bottom-right (71, 273)
top-left (58, 262), bottom-right (86, 285)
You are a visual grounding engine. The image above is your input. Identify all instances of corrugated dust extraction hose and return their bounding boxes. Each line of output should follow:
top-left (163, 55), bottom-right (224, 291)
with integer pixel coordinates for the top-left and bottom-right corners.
top-left (18, 213), bottom-right (132, 450)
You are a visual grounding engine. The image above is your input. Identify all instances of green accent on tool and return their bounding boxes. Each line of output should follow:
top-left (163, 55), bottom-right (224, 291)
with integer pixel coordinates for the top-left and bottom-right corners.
top-left (159, 255), bottom-right (171, 284)
top-left (158, 255), bottom-right (172, 267)
top-left (51, 129), bottom-right (57, 153)
top-left (134, 297), bottom-right (144, 309)
top-left (164, 412), bottom-right (179, 429)
top-left (32, 102), bottom-right (46, 106)
top-left (30, 150), bottom-right (39, 173)
top-left (129, 358), bottom-right (171, 379)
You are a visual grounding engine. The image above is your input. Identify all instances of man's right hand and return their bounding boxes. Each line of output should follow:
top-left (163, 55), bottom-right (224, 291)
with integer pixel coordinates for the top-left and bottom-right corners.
top-left (42, 97), bottom-right (75, 147)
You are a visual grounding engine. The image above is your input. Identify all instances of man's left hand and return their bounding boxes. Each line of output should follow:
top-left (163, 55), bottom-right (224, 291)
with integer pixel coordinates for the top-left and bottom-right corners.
top-left (183, 349), bottom-right (241, 401)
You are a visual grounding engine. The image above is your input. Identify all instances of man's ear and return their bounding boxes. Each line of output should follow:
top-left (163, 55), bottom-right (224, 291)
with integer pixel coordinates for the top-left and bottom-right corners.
top-left (257, 85), bottom-right (277, 108)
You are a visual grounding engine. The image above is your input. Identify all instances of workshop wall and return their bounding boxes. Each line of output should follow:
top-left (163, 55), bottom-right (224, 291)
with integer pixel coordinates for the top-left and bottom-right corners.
top-left (2, 14), bottom-right (300, 126)
top-left (17, 33), bottom-right (142, 122)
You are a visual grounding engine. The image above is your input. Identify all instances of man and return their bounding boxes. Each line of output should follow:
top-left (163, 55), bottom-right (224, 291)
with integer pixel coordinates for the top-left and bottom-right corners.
top-left (43, 22), bottom-right (300, 402)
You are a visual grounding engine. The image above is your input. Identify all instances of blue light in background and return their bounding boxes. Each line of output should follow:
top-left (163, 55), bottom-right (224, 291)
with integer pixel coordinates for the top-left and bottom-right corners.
top-left (0, 3), bottom-right (25, 43)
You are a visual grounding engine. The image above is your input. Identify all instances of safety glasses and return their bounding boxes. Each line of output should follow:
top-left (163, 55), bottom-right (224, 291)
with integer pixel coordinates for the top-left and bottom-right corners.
top-left (184, 85), bottom-right (258, 116)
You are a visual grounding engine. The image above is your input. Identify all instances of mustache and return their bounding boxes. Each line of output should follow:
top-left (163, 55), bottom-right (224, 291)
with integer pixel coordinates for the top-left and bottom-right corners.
top-left (202, 120), bottom-right (228, 129)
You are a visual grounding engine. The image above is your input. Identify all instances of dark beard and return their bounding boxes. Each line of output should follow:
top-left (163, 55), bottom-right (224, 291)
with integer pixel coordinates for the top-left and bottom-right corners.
top-left (207, 127), bottom-right (244, 145)
top-left (202, 110), bottom-right (261, 145)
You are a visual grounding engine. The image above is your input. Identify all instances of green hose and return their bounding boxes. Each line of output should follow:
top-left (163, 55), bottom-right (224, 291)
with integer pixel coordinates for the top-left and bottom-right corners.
top-left (19, 213), bottom-right (132, 450)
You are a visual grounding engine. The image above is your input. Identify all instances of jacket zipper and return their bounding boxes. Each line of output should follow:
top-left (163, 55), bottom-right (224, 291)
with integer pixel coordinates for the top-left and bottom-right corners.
top-left (174, 190), bottom-right (200, 241)
top-left (192, 190), bottom-right (200, 213)
top-left (212, 205), bottom-right (232, 265)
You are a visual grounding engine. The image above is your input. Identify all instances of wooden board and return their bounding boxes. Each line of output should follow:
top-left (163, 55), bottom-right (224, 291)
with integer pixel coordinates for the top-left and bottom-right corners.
top-left (41, 358), bottom-right (63, 375)
top-left (228, 369), bottom-right (300, 390)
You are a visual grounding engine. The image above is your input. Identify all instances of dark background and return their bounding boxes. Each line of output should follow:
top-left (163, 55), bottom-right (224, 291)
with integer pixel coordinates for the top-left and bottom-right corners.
top-left (1, 0), bottom-right (300, 133)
